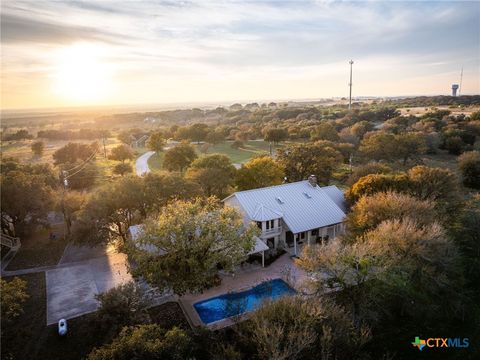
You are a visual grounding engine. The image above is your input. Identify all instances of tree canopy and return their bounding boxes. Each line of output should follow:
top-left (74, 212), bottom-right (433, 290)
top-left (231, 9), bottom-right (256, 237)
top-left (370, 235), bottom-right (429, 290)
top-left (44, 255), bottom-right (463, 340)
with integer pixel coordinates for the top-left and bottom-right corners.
top-left (162, 143), bottom-right (197, 172)
top-left (129, 198), bottom-right (258, 294)
top-left (235, 156), bottom-right (284, 191)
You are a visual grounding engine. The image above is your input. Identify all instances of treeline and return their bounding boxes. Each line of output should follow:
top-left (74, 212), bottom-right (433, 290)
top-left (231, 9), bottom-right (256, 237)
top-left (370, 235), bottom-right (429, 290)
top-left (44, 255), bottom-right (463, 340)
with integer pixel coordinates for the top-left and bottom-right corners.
top-left (385, 95), bottom-right (480, 107)
top-left (37, 128), bottom-right (110, 140)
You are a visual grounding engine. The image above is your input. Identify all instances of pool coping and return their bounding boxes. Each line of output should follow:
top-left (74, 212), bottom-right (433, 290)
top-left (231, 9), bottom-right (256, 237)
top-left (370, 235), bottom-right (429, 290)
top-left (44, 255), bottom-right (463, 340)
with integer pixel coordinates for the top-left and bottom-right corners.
top-left (178, 252), bottom-right (309, 330)
top-left (194, 277), bottom-right (296, 328)
top-left (180, 276), bottom-right (292, 330)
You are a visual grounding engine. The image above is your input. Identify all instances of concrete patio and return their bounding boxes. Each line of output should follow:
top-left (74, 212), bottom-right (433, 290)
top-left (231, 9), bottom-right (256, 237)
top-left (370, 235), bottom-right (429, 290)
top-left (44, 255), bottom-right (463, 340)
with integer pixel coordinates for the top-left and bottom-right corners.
top-left (46, 252), bottom-right (132, 325)
top-left (179, 252), bottom-right (309, 329)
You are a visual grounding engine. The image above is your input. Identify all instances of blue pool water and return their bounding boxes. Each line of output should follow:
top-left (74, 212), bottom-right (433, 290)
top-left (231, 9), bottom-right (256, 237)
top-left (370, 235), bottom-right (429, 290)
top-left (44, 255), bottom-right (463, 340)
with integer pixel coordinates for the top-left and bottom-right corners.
top-left (194, 278), bottom-right (296, 324)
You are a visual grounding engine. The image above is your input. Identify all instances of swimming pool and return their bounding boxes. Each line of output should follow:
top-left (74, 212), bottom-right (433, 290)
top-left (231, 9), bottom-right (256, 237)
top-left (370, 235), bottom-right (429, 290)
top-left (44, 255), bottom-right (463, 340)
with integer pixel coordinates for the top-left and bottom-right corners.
top-left (194, 278), bottom-right (296, 324)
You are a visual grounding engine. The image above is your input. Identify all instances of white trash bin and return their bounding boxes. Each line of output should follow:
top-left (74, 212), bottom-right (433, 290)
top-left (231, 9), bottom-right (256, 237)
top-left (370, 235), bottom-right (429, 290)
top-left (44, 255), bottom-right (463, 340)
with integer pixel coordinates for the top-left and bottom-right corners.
top-left (58, 319), bottom-right (67, 336)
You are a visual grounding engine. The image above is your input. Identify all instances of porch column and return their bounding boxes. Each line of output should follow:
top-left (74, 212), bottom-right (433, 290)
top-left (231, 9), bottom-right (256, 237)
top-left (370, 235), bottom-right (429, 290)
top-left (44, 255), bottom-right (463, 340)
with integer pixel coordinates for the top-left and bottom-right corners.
top-left (294, 233), bottom-right (297, 256)
top-left (262, 251), bottom-right (265, 268)
top-left (333, 225), bottom-right (336, 238)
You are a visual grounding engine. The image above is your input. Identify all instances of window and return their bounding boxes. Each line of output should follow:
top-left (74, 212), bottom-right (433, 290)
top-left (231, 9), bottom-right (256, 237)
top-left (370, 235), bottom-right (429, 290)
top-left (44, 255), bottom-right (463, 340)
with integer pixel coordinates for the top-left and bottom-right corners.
top-left (267, 237), bottom-right (275, 248)
top-left (256, 221), bottom-right (262, 229)
top-left (311, 229), bottom-right (318, 236)
top-left (266, 220), bottom-right (274, 230)
top-left (300, 232), bottom-right (306, 240)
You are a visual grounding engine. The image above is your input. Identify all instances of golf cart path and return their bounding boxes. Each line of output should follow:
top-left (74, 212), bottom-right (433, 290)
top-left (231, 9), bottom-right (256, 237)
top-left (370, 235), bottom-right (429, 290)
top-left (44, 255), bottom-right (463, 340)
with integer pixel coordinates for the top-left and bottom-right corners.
top-left (136, 151), bottom-right (155, 176)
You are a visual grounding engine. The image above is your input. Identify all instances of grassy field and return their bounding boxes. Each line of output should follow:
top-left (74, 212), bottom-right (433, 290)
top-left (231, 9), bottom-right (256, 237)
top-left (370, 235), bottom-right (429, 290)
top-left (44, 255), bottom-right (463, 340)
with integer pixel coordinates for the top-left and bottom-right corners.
top-left (147, 140), bottom-right (273, 172)
top-left (5, 223), bottom-right (68, 271)
top-left (1, 137), bottom-right (122, 164)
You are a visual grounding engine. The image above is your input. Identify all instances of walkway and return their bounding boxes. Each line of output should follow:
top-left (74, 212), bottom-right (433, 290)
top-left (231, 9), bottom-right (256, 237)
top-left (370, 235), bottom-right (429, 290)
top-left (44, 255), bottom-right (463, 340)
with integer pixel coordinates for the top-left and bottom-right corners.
top-left (179, 253), bottom-right (309, 329)
top-left (135, 151), bottom-right (155, 176)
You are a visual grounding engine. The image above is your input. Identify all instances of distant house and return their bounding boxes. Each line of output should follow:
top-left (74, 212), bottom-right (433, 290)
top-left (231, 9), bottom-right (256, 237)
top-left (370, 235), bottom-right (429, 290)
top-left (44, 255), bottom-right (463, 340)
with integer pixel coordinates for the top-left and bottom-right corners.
top-left (223, 176), bottom-right (346, 256)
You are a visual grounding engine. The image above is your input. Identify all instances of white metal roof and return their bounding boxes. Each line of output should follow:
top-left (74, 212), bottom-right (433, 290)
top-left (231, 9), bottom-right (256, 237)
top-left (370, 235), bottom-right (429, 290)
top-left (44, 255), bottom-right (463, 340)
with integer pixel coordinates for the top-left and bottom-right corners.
top-left (223, 181), bottom-right (346, 234)
top-left (321, 185), bottom-right (347, 213)
top-left (128, 225), bottom-right (163, 255)
top-left (248, 236), bottom-right (270, 255)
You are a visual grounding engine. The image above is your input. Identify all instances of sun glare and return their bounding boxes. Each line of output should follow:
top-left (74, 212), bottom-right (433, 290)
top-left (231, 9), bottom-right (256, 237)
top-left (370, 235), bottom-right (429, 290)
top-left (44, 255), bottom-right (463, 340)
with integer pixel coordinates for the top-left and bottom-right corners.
top-left (52, 43), bottom-right (114, 104)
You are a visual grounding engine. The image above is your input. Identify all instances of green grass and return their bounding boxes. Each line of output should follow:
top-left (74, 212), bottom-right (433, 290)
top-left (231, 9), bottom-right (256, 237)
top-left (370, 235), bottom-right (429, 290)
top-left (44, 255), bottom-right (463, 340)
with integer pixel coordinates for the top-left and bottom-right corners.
top-left (147, 152), bottom-right (164, 172)
top-left (196, 140), bottom-right (271, 164)
top-left (6, 224), bottom-right (68, 271)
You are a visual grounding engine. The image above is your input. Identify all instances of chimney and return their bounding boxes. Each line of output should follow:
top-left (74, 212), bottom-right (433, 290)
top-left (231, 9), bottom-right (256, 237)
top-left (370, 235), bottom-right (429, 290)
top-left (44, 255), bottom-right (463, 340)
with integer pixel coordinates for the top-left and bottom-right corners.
top-left (308, 175), bottom-right (317, 187)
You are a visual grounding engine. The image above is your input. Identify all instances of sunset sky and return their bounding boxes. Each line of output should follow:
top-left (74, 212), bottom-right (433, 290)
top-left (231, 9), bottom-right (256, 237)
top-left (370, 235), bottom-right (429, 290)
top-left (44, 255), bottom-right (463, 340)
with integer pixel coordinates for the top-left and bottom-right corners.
top-left (1, 0), bottom-right (479, 110)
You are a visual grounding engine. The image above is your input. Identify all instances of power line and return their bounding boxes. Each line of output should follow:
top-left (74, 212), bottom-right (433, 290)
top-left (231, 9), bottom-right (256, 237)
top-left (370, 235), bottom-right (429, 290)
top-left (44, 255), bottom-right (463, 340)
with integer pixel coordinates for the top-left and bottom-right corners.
top-left (64, 149), bottom-right (98, 179)
top-left (62, 148), bottom-right (98, 173)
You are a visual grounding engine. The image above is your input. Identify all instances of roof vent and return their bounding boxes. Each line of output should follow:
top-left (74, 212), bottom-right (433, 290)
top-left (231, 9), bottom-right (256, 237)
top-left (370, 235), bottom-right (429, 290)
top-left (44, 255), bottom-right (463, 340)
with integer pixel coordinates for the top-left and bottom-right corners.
top-left (303, 192), bottom-right (312, 199)
top-left (275, 197), bottom-right (284, 204)
top-left (308, 175), bottom-right (317, 187)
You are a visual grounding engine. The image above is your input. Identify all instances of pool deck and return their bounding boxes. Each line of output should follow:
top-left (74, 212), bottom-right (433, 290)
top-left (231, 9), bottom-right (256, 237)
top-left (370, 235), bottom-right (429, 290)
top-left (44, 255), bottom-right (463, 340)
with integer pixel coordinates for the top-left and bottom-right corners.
top-left (178, 253), bottom-right (309, 329)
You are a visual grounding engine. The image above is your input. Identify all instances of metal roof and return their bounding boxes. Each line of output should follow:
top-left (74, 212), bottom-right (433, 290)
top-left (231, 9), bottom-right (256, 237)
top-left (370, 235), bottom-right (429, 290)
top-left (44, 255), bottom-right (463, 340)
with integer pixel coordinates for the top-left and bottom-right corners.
top-left (321, 185), bottom-right (347, 213)
top-left (224, 181), bottom-right (346, 234)
top-left (248, 236), bottom-right (270, 255)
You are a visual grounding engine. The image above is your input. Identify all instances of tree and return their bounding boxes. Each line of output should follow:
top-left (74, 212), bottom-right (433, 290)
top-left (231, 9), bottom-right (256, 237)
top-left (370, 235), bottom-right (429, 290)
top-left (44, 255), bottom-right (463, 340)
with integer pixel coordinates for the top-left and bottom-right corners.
top-left (276, 143), bottom-right (342, 183)
top-left (346, 162), bottom-right (392, 186)
top-left (1, 171), bottom-right (54, 236)
top-left (95, 281), bottom-right (152, 337)
top-left (56, 190), bottom-right (85, 237)
top-left (87, 325), bottom-right (192, 360)
top-left (31, 141), bottom-right (44, 156)
top-left (113, 162), bottom-right (133, 176)
top-left (235, 156), bottom-right (284, 191)
top-left (109, 144), bottom-right (134, 163)
top-left (143, 172), bottom-right (202, 215)
top-left (394, 132), bottom-right (427, 164)
top-left (310, 122), bottom-right (340, 142)
top-left (205, 129), bottom-right (225, 145)
top-left (163, 142), bottom-right (197, 172)
top-left (263, 127), bottom-right (288, 145)
top-left (185, 154), bottom-right (236, 198)
top-left (129, 198), bottom-right (258, 294)
top-left (0, 277), bottom-right (29, 321)
top-left (146, 131), bottom-right (166, 153)
top-left (458, 151), bottom-right (480, 189)
top-left (71, 176), bottom-right (146, 244)
top-left (346, 173), bottom-right (410, 204)
top-left (359, 132), bottom-right (397, 162)
top-left (406, 165), bottom-right (461, 218)
top-left (346, 192), bottom-right (436, 237)
top-left (244, 296), bottom-right (368, 360)
top-left (189, 123), bottom-right (209, 143)
top-left (52, 142), bottom-right (98, 165)
top-left (299, 218), bottom-right (461, 324)
top-left (59, 161), bottom-right (99, 190)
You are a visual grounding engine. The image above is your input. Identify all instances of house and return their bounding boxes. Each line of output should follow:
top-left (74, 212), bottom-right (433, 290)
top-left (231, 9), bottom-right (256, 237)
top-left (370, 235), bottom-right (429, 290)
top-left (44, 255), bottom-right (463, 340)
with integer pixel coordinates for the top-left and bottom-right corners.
top-left (222, 175), bottom-right (346, 256)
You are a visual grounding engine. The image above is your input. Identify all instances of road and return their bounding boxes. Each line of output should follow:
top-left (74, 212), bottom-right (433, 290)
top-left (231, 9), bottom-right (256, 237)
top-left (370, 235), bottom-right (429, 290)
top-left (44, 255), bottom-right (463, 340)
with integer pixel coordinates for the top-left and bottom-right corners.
top-left (135, 151), bottom-right (155, 176)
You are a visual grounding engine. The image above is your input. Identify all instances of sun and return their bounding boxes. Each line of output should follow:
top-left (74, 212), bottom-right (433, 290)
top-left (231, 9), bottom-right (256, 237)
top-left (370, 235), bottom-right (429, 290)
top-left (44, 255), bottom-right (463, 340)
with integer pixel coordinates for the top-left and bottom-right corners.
top-left (52, 43), bottom-right (114, 104)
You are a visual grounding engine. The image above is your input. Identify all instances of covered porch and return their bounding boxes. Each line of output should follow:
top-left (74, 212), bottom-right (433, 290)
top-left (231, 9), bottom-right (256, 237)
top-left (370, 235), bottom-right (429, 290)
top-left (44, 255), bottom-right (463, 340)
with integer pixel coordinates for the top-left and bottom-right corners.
top-left (286, 223), bottom-right (345, 256)
top-left (247, 236), bottom-right (270, 267)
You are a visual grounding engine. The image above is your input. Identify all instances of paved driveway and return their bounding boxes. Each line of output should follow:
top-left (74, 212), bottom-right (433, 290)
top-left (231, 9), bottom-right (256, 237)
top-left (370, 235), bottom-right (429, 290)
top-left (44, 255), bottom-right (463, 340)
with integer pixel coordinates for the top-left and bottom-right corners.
top-left (135, 151), bottom-right (155, 176)
top-left (46, 253), bottom-right (132, 325)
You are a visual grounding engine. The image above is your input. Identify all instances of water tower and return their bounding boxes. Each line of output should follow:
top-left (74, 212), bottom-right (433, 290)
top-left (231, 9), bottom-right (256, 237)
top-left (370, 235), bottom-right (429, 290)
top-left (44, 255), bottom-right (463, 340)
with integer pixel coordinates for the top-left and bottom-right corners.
top-left (452, 84), bottom-right (459, 96)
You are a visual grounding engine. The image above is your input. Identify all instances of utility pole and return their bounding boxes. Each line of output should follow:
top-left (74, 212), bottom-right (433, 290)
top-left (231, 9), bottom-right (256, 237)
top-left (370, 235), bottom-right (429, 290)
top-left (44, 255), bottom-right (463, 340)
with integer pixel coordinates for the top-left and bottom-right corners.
top-left (348, 60), bottom-right (354, 110)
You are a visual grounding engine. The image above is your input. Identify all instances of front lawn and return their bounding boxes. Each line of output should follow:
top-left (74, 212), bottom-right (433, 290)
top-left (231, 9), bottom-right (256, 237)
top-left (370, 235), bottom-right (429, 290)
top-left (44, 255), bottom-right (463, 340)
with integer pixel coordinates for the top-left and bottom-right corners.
top-left (5, 224), bottom-right (68, 271)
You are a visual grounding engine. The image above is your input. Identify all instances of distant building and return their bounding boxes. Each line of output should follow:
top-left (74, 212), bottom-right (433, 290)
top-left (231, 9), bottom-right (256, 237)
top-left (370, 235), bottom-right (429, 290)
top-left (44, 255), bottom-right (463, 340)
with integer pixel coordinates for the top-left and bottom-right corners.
top-left (452, 84), bottom-right (459, 96)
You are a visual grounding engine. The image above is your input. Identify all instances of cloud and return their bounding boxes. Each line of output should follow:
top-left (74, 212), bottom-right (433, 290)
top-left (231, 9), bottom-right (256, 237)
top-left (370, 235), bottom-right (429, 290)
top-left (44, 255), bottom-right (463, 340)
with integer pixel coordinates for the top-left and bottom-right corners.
top-left (1, 0), bottom-right (479, 109)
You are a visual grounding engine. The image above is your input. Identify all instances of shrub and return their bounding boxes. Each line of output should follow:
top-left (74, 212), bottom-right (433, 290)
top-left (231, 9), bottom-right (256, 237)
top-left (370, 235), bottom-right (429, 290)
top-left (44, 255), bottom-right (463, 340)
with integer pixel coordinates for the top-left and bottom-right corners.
top-left (95, 281), bottom-right (152, 336)
top-left (458, 151), bottom-right (480, 189)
